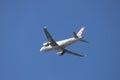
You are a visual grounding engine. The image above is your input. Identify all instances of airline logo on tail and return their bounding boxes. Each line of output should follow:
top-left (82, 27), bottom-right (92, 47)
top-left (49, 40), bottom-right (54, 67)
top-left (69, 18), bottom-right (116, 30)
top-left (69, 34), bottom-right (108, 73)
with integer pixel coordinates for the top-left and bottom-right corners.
top-left (77, 27), bottom-right (85, 38)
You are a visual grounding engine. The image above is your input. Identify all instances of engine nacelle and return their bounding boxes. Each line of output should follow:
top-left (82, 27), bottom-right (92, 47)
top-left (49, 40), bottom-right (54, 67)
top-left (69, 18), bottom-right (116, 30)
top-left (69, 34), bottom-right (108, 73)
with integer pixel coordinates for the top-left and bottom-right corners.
top-left (43, 42), bottom-right (50, 47)
top-left (57, 51), bottom-right (64, 56)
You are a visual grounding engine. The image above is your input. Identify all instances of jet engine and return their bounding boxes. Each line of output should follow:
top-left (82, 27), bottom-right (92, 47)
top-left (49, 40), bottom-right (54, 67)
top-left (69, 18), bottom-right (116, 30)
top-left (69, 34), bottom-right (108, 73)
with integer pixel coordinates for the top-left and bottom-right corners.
top-left (57, 51), bottom-right (65, 56)
top-left (43, 42), bottom-right (50, 47)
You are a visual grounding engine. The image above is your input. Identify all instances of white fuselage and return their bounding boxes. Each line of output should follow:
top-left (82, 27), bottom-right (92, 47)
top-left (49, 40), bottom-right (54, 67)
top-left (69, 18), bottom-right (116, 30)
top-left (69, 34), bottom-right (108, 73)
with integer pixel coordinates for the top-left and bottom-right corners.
top-left (40, 37), bottom-right (79, 52)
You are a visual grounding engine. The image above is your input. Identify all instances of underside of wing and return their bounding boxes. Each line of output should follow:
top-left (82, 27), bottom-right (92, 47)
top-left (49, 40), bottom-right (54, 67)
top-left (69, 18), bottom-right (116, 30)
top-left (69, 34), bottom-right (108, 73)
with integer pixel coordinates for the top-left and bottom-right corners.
top-left (43, 27), bottom-right (58, 46)
top-left (64, 49), bottom-right (85, 57)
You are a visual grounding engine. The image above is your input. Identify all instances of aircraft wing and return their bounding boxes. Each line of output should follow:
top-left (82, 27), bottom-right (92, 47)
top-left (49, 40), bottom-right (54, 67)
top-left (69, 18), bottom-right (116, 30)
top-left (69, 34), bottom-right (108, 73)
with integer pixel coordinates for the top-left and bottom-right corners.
top-left (64, 49), bottom-right (85, 57)
top-left (43, 27), bottom-right (58, 46)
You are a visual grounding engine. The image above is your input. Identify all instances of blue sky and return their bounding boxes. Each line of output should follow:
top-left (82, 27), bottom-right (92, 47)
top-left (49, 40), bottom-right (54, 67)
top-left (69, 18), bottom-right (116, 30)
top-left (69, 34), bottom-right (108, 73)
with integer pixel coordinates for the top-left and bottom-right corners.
top-left (0, 0), bottom-right (120, 80)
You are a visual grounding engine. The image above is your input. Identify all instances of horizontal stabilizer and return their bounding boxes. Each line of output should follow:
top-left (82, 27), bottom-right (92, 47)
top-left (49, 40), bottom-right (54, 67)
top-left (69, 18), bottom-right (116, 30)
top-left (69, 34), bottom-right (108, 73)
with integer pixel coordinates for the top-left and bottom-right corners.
top-left (80, 39), bottom-right (89, 43)
top-left (73, 32), bottom-right (78, 38)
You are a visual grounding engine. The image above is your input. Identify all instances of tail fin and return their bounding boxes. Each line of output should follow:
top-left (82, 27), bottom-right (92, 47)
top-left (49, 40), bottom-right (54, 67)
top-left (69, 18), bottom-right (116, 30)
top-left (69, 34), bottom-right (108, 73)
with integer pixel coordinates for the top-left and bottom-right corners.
top-left (73, 27), bottom-right (88, 43)
top-left (77, 27), bottom-right (85, 38)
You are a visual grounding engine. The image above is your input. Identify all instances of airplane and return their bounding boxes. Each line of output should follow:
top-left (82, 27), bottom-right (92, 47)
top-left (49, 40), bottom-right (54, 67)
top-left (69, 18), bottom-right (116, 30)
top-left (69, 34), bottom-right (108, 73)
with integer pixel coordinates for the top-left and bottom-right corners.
top-left (40, 27), bottom-right (88, 57)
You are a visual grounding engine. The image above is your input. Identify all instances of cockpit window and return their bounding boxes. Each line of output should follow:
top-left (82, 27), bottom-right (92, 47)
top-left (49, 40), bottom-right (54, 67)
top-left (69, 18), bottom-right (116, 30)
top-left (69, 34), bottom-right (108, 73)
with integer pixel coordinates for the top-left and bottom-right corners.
top-left (43, 42), bottom-right (49, 47)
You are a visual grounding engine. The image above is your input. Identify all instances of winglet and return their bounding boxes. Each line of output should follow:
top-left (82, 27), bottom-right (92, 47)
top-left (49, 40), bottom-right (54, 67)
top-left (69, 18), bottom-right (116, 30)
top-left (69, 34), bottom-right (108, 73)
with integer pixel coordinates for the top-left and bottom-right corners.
top-left (44, 26), bottom-right (47, 29)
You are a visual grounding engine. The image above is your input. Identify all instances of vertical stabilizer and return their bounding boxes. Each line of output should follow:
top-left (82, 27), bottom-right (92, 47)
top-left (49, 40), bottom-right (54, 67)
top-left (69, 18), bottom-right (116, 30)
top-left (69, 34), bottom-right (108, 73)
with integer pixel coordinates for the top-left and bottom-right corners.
top-left (77, 27), bottom-right (85, 38)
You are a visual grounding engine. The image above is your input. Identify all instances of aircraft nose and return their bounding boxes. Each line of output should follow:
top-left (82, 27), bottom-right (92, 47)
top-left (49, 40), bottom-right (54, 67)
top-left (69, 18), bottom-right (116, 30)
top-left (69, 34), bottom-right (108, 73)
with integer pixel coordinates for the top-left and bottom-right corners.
top-left (40, 48), bottom-right (43, 52)
top-left (40, 47), bottom-right (45, 52)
